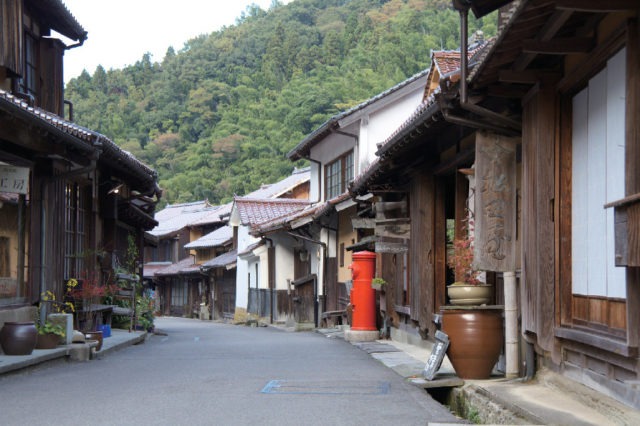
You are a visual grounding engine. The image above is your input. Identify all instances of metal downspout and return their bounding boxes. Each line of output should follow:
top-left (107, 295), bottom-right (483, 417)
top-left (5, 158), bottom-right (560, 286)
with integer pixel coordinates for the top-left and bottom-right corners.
top-left (457, 7), bottom-right (521, 132)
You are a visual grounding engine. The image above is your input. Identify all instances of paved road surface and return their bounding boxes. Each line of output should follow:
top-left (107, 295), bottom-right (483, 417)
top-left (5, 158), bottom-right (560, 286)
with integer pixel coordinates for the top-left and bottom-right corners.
top-left (0, 317), bottom-right (460, 425)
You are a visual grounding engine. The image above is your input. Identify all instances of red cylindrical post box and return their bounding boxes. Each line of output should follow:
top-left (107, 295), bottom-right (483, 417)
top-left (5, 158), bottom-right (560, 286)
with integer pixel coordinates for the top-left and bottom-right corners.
top-left (348, 251), bottom-right (377, 331)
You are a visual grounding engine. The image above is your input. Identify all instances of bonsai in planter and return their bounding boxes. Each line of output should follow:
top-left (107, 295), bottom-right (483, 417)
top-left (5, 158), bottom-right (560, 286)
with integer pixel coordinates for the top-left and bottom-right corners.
top-left (446, 235), bottom-right (492, 305)
top-left (442, 221), bottom-right (502, 380)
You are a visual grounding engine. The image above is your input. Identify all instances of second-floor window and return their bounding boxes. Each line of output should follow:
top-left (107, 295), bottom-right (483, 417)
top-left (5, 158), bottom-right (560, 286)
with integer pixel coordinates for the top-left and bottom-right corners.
top-left (325, 150), bottom-right (354, 200)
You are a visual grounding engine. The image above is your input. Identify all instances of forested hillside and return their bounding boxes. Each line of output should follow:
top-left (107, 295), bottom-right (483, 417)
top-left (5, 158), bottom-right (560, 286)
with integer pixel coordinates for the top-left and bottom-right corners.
top-left (65, 0), bottom-right (495, 206)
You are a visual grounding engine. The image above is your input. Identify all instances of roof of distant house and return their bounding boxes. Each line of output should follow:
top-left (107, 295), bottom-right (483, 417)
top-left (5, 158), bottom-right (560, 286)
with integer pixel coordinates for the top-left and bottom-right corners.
top-left (149, 202), bottom-right (219, 237)
top-left (287, 69), bottom-right (430, 161)
top-left (233, 197), bottom-right (310, 228)
top-left (184, 225), bottom-right (233, 249)
top-left (252, 192), bottom-right (351, 235)
top-left (143, 262), bottom-right (171, 279)
top-left (245, 167), bottom-right (310, 199)
top-left (201, 249), bottom-right (237, 270)
top-left (237, 241), bottom-right (265, 257)
top-left (154, 257), bottom-right (196, 276)
top-left (188, 202), bottom-right (233, 227)
top-left (187, 168), bottom-right (310, 228)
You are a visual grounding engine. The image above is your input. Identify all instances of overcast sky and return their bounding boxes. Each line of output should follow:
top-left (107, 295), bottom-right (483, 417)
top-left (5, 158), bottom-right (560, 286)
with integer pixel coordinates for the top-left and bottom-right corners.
top-left (62, 0), bottom-right (292, 82)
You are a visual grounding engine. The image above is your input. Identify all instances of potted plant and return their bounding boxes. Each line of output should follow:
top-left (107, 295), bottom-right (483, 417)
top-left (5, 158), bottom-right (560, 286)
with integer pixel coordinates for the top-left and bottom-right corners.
top-left (35, 321), bottom-right (66, 349)
top-left (371, 277), bottom-right (387, 292)
top-left (446, 236), bottom-right (492, 305)
top-left (68, 273), bottom-right (107, 351)
top-left (441, 228), bottom-right (502, 380)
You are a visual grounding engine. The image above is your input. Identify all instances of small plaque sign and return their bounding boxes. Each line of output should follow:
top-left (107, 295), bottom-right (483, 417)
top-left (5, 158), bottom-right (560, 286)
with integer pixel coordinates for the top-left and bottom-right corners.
top-left (423, 330), bottom-right (450, 380)
top-left (0, 165), bottom-right (29, 195)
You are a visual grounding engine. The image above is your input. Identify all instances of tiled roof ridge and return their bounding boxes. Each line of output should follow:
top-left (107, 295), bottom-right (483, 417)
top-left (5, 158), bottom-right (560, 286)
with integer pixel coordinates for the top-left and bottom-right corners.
top-left (468, 0), bottom-right (524, 83)
top-left (234, 196), bottom-right (310, 205)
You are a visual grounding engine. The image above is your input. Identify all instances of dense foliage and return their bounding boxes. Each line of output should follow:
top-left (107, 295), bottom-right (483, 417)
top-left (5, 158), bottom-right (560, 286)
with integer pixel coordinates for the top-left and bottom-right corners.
top-left (66, 0), bottom-right (495, 206)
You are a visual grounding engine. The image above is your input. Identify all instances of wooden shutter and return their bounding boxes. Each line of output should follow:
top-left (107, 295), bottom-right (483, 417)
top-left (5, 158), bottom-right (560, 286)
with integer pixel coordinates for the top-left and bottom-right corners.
top-left (0, 0), bottom-right (23, 77)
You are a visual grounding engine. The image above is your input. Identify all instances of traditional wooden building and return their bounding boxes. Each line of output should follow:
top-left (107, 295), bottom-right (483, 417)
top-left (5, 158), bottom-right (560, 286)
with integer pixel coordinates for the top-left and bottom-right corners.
top-left (0, 0), bottom-right (159, 323)
top-left (285, 69), bottom-right (431, 327)
top-left (144, 201), bottom-right (218, 316)
top-left (351, 0), bottom-right (640, 409)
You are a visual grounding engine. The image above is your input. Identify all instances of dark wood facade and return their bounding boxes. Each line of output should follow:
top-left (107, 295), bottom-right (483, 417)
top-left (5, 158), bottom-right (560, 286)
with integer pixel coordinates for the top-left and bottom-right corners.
top-left (0, 1), bottom-right (158, 316)
top-left (351, 0), bottom-right (640, 409)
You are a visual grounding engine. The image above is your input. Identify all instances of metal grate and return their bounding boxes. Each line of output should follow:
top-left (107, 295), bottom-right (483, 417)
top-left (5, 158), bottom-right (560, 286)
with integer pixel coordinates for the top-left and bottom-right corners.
top-left (261, 380), bottom-right (390, 395)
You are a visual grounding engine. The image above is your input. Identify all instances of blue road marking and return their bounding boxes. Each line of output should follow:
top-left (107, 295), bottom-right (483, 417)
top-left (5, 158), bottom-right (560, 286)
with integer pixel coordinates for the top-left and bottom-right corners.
top-left (261, 380), bottom-right (390, 395)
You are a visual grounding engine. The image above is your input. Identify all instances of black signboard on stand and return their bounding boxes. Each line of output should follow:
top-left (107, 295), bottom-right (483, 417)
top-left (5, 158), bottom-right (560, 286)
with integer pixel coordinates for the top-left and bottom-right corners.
top-left (423, 330), bottom-right (450, 380)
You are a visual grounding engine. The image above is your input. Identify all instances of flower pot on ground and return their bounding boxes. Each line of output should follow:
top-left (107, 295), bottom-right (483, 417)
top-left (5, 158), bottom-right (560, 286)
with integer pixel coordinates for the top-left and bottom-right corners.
top-left (84, 331), bottom-right (103, 351)
top-left (35, 321), bottom-right (66, 349)
top-left (441, 307), bottom-right (503, 379)
top-left (35, 333), bottom-right (60, 349)
top-left (0, 321), bottom-right (37, 355)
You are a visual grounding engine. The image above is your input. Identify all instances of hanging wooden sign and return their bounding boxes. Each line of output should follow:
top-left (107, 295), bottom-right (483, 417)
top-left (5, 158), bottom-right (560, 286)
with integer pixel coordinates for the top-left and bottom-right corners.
top-left (473, 132), bottom-right (518, 272)
top-left (0, 165), bottom-right (29, 195)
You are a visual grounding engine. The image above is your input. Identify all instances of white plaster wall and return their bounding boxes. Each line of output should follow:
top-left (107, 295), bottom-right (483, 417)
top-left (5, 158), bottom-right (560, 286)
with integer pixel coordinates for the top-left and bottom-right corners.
top-left (247, 257), bottom-right (259, 288)
top-left (309, 160), bottom-right (320, 203)
top-left (359, 86), bottom-right (425, 171)
top-left (309, 123), bottom-right (358, 202)
top-left (272, 234), bottom-right (295, 291)
top-left (236, 256), bottom-right (249, 309)
top-left (253, 244), bottom-right (269, 289)
top-left (235, 225), bottom-right (259, 309)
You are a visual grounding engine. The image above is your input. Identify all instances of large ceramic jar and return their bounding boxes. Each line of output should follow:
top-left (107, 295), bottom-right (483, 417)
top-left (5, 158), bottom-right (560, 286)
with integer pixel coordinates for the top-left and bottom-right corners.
top-left (441, 308), bottom-right (503, 379)
top-left (0, 321), bottom-right (38, 355)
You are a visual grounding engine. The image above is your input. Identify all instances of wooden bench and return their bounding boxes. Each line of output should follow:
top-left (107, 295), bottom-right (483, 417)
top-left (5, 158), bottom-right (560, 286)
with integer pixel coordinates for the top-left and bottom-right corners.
top-left (322, 309), bottom-right (348, 327)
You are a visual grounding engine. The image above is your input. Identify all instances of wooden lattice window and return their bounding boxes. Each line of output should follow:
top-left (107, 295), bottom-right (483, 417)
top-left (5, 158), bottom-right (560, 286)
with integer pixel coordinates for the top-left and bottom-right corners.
top-left (64, 183), bottom-right (88, 279)
top-left (325, 150), bottom-right (354, 200)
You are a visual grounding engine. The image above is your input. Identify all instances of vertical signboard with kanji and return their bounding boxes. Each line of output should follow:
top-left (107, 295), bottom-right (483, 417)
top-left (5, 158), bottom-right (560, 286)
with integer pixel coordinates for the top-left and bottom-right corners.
top-left (474, 132), bottom-right (517, 272)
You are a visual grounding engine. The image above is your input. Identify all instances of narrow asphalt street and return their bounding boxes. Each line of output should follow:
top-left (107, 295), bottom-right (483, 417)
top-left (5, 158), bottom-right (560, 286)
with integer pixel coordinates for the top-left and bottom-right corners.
top-left (0, 317), bottom-right (459, 425)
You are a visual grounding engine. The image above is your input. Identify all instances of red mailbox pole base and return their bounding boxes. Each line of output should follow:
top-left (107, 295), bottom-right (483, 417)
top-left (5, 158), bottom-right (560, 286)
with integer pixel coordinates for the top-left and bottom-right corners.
top-left (344, 329), bottom-right (379, 342)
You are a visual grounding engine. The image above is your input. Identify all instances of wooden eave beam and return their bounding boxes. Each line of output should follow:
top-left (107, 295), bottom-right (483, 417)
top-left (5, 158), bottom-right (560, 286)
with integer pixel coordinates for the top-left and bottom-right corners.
top-left (522, 37), bottom-right (595, 54)
top-left (433, 145), bottom-right (475, 176)
top-left (556, 0), bottom-right (640, 12)
top-left (513, 10), bottom-right (574, 71)
top-left (487, 84), bottom-right (531, 98)
top-left (499, 69), bottom-right (550, 84)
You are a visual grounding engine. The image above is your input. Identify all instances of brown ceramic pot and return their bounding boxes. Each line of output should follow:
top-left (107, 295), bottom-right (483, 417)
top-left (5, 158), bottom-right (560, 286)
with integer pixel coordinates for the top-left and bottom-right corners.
top-left (441, 309), bottom-right (503, 379)
top-left (84, 331), bottom-right (103, 351)
top-left (0, 321), bottom-right (38, 355)
top-left (35, 332), bottom-right (60, 349)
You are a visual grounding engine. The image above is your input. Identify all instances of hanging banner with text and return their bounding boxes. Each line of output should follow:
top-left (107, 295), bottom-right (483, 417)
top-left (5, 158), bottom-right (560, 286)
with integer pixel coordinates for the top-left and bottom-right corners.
top-left (473, 132), bottom-right (517, 272)
top-left (0, 165), bottom-right (29, 195)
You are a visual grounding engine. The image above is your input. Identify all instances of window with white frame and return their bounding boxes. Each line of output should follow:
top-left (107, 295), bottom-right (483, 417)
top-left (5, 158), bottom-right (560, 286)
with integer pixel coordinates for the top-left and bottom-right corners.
top-left (325, 150), bottom-right (354, 200)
